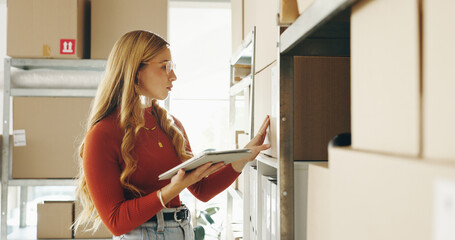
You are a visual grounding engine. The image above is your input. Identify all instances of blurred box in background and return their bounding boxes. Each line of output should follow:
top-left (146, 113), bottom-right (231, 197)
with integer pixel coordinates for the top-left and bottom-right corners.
top-left (7, 0), bottom-right (90, 59)
top-left (12, 97), bottom-right (92, 179)
top-left (37, 201), bottom-right (74, 239)
top-left (91, 0), bottom-right (168, 59)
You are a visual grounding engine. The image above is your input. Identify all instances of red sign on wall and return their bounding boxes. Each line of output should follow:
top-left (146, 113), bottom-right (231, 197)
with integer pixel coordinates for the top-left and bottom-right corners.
top-left (60, 39), bottom-right (76, 54)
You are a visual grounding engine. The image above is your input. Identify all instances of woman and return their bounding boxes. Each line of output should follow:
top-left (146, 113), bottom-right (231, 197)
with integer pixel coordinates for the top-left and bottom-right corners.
top-left (74, 30), bottom-right (270, 239)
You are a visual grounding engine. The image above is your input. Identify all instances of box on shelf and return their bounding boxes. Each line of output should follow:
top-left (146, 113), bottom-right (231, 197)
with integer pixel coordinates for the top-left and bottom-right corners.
top-left (278, 0), bottom-right (299, 25)
top-left (243, 0), bottom-right (256, 42)
top-left (423, 0), bottom-right (455, 162)
top-left (233, 64), bottom-right (252, 82)
top-left (255, 0), bottom-right (278, 73)
top-left (256, 57), bottom-right (350, 160)
top-left (307, 162), bottom-right (330, 240)
top-left (74, 201), bottom-right (112, 238)
top-left (12, 97), bottom-right (92, 179)
top-left (329, 147), bottom-right (455, 240)
top-left (231, 0), bottom-right (244, 53)
top-left (91, 0), bottom-right (168, 59)
top-left (37, 201), bottom-right (74, 239)
top-left (293, 56), bottom-right (351, 160)
top-left (297, 0), bottom-right (314, 14)
top-left (351, 0), bottom-right (420, 156)
top-left (7, 0), bottom-right (90, 59)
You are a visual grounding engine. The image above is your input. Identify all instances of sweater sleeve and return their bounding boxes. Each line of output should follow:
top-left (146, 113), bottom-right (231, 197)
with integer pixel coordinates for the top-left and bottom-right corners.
top-left (172, 116), bottom-right (241, 202)
top-left (83, 123), bottom-right (163, 236)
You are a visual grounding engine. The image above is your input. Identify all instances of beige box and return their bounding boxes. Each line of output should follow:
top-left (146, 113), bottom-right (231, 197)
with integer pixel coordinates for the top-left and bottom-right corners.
top-left (37, 201), bottom-right (74, 239)
top-left (74, 201), bottom-right (112, 238)
top-left (329, 147), bottom-right (455, 240)
top-left (351, 0), bottom-right (420, 156)
top-left (255, 0), bottom-right (278, 73)
top-left (294, 56), bottom-right (350, 160)
top-left (7, 0), bottom-right (90, 59)
top-left (231, 0), bottom-right (244, 53)
top-left (307, 162), bottom-right (330, 240)
top-left (91, 0), bottom-right (168, 59)
top-left (243, 0), bottom-right (256, 39)
top-left (297, 0), bottom-right (314, 14)
top-left (423, 0), bottom-right (455, 161)
top-left (12, 97), bottom-right (92, 179)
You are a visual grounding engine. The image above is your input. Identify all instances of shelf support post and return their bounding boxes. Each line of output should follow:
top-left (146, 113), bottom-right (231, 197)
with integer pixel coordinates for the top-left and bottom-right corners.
top-left (279, 55), bottom-right (294, 240)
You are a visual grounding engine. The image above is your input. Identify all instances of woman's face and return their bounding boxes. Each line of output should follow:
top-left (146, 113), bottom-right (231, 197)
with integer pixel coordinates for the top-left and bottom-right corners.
top-left (136, 47), bottom-right (177, 100)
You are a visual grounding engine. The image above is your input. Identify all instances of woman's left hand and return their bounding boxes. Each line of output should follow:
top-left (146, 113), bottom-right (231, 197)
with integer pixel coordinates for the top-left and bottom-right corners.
top-left (231, 115), bottom-right (271, 172)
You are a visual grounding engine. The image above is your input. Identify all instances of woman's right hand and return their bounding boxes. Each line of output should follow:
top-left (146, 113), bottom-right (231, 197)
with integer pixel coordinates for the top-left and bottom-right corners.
top-left (159, 162), bottom-right (226, 205)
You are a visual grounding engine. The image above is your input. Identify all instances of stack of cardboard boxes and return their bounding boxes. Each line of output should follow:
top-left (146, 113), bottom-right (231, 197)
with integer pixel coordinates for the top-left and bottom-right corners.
top-left (307, 0), bottom-right (455, 240)
top-left (37, 201), bottom-right (112, 239)
top-left (6, 0), bottom-right (168, 238)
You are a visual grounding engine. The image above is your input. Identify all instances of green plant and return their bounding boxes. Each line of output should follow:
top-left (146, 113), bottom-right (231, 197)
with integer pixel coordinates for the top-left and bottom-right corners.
top-left (195, 205), bottom-right (223, 240)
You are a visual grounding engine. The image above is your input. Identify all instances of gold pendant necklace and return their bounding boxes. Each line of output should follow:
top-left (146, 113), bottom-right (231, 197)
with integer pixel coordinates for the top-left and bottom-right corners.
top-left (144, 108), bottom-right (163, 148)
top-left (144, 125), bottom-right (163, 148)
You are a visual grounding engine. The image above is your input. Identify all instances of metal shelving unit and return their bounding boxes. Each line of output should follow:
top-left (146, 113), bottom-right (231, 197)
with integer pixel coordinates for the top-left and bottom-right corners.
top-left (277, 0), bottom-right (358, 239)
top-left (226, 27), bottom-right (256, 240)
top-left (1, 58), bottom-right (107, 240)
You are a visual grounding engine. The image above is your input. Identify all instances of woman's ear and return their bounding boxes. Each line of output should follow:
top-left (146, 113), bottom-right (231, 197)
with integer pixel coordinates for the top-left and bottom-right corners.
top-left (136, 71), bottom-right (142, 85)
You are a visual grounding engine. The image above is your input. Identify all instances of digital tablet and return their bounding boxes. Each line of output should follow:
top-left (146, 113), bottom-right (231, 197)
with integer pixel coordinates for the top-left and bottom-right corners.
top-left (158, 149), bottom-right (252, 180)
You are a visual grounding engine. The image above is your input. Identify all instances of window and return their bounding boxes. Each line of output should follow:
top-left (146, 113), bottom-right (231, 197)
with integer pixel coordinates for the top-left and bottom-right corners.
top-left (168, 1), bottom-right (232, 239)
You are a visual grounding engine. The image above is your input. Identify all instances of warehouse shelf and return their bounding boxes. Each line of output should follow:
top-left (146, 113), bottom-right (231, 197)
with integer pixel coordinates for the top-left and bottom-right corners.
top-left (9, 58), bottom-right (106, 70)
top-left (276, 1), bottom-right (358, 239)
top-left (256, 153), bottom-right (278, 169)
top-left (227, 185), bottom-right (243, 201)
top-left (280, 0), bottom-right (358, 54)
top-left (2, 58), bottom-right (106, 240)
top-left (229, 75), bottom-right (252, 97)
top-left (8, 179), bottom-right (76, 187)
top-left (10, 89), bottom-right (97, 97)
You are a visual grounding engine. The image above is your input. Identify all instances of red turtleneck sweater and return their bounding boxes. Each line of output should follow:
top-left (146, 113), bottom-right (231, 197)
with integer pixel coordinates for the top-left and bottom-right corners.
top-left (83, 108), bottom-right (240, 236)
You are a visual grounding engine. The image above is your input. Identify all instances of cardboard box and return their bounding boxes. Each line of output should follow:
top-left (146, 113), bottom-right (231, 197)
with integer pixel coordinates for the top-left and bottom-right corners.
top-left (258, 57), bottom-right (350, 160)
top-left (294, 56), bottom-right (350, 160)
top-left (243, 0), bottom-right (256, 38)
top-left (254, 63), bottom-right (273, 144)
top-left (37, 201), bottom-right (74, 239)
top-left (278, 0), bottom-right (299, 25)
top-left (297, 0), bottom-right (314, 14)
top-left (74, 201), bottom-right (112, 238)
top-left (7, 0), bottom-right (90, 59)
top-left (231, 0), bottom-right (244, 53)
top-left (255, 0), bottom-right (278, 72)
top-left (233, 64), bottom-right (251, 82)
top-left (329, 147), bottom-right (455, 240)
top-left (91, 0), bottom-right (168, 59)
top-left (351, 0), bottom-right (420, 156)
top-left (423, 0), bottom-right (455, 161)
top-left (12, 97), bottom-right (92, 179)
top-left (307, 162), bottom-right (330, 240)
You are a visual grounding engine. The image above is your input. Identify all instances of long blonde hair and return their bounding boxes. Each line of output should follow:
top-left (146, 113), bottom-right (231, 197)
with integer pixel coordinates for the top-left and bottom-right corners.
top-left (74, 30), bottom-right (193, 232)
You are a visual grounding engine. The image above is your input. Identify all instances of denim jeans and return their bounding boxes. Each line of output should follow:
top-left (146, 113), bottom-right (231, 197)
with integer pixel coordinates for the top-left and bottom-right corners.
top-left (113, 205), bottom-right (194, 240)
